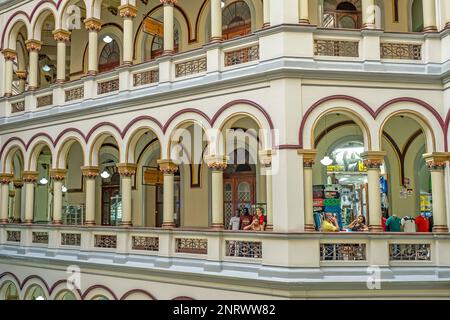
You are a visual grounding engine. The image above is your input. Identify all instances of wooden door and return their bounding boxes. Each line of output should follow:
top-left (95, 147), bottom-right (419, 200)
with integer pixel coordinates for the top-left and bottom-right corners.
top-left (223, 173), bottom-right (256, 227)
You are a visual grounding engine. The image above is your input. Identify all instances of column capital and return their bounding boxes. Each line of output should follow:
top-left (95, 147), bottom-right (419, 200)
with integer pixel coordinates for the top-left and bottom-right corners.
top-left (361, 151), bottom-right (386, 169)
top-left (204, 155), bottom-right (228, 171)
top-left (0, 174), bottom-right (13, 184)
top-left (25, 39), bottom-right (43, 52)
top-left (53, 29), bottom-right (71, 42)
top-left (2, 48), bottom-right (16, 61)
top-left (50, 169), bottom-right (67, 181)
top-left (117, 163), bottom-right (137, 177)
top-left (13, 179), bottom-right (23, 189)
top-left (84, 17), bottom-right (102, 32)
top-left (15, 70), bottom-right (27, 80)
top-left (160, 0), bottom-right (177, 6)
top-left (259, 150), bottom-right (276, 167)
top-left (22, 171), bottom-right (39, 183)
top-left (423, 152), bottom-right (450, 171)
top-left (119, 4), bottom-right (137, 18)
top-left (298, 149), bottom-right (317, 168)
top-left (81, 166), bottom-right (100, 178)
top-left (157, 159), bottom-right (178, 174)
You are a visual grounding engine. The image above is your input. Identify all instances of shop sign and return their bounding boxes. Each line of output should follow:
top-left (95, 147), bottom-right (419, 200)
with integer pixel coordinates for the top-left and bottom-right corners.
top-left (144, 17), bottom-right (164, 37)
top-left (143, 167), bottom-right (163, 185)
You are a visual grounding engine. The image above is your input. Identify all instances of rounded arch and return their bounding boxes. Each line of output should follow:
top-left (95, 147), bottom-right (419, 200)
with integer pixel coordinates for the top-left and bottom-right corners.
top-left (98, 23), bottom-right (123, 71)
top-left (4, 15), bottom-right (32, 50)
top-left (123, 119), bottom-right (164, 164)
top-left (300, 96), bottom-right (374, 151)
top-left (31, 6), bottom-right (58, 40)
top-left (53, 289), bottom-right (80, 300)
top-left (0, 280), bottom-right (20, 300)
top-left (82, 285), bottom-right (118, 300)
top-left (1, 141), bottom-right (26, 174)
top-left (60, 0), bottom-right (88, 30)
top-left (26, 136), bottom-right (55, 171)
top-left (22, 276), bottom-right (50, 300)
top-left (86, 125), bottom-right (123, 166)
top-left (120, 289), bottom-right (156, 300)
top-left (55, 133), bottom-right (87, 169)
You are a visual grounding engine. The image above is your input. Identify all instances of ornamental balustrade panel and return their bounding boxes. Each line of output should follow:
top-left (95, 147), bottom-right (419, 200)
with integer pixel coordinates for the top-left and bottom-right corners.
top-left (380, 43), bottom-right (422, 60)
top-left (11, 100), bottom-right (25, 113)
top-left (94, 235), bottom-right (117, 248)
top-left (133, 70), bottom-right (159, 87)
top-left (37, 94), bottom-right (53, 108)
top-left (6, 231), bottom-right (21, 242)
top-left (320, 243), bottom-right (366, 261)
top-left (175, 238), bottom-right (208, 254)
top-left (225, 45), bottom-right (259, 66)
top-left (65, 87), bottom-right (84, 102)
top-left (175, 57), bottom-right (207, 78)
top-left (97, 79), bottom-right (119, 95)
top-left (61, 233), bottom-right (81, 246)
top-left (389, 244), bottom-right (431, 261)
top-left (131, 236), bottom-right (159, 251)
top-left (32, 232), bottom-right (49, 244)
top-left (225, 240), bottom-right (262, 258)
top-left (314, 40), bottom-right (359, 57)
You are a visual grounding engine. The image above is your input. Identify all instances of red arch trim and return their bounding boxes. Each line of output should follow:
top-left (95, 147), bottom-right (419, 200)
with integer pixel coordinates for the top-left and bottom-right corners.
top-left (120, 289), bottom-right (157, 300)
top-left (299, 95), bottom-right (446, 150)
top-left (81, 284), bottom-right (119, 300)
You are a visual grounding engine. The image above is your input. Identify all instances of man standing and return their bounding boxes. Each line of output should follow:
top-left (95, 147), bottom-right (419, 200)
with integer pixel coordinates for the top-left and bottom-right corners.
top-left (228, 209), bottom-right (241, 231)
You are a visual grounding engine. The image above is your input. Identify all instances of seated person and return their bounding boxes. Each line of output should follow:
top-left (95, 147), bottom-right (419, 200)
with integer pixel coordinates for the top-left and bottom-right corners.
top-left (243, 216), bottom-right (264, 231)
top-left (347, 215), bottom-right (369, 232)
top-left (321, 213), bottom-right (340, 232)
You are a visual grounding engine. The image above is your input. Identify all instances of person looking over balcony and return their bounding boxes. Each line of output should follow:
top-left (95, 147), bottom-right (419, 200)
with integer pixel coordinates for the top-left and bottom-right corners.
top-left (255, 207), bottom-right (266, 231)
top-left (347, 215), bottom-right (368, 232)
top-left (240, 207), bottom-right (253, 230)
top-left (243, 216), bottom-right (264, 231)
top-left (229, 209), bottom-right (241, 231)
top-left (321, 213), bottom-right (340, 232)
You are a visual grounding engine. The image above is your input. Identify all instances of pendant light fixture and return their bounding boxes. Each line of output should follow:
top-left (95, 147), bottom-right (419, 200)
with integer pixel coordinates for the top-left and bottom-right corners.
top-left (320, 114), bottom-right (333, 166)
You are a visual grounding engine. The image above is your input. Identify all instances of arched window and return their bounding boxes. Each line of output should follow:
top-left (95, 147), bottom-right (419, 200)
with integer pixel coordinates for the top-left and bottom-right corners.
top-left (99, 39), bottom-right (120, 73)
top-left (411, 0), bottom-right (423, 32)
top-left (151, 28), bottom-right (179, 59)
top-left (222, 1), bottom-right (251, 40)
top-left (323, 0), bottom-right (362, 29)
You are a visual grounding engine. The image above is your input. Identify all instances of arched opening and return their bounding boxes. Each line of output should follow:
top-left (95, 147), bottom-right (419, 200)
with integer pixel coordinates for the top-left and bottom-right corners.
top-left (98, 38), bottom-right (120, 73)
top-left (9, 22), bottom-right (28, 95)
top-left (322, 0), bottom-right (362, 29)
top-left (0, 281), bottom-right (19, 300)
top-left (34, 12), bottom-right (58, 89)
top-left (55, 290), bottom-right (77, 300)
top-left (222, 1), bottom-right (252, 40)
top-left (24, 284), bottom-right (46, 300)
top-left (34, 146), bottom-right (52, 223)
top-left (411, 0), bottom-right (424, 32)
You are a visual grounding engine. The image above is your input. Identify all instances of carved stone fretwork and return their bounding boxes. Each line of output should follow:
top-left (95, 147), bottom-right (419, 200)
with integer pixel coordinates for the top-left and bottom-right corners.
top-left (204, 155), bottom-right (228, 171)
top-left (53, 29), bottom-right (71, 42)
top-left (84, 18), bottom-right (102, 32)
top-left (22, 171), bottom-right (39, 184)
top-left (423, 153), bottom-right (450, 171)
top-left (361, 151), bottom-right (387, 170)
top-left (13, 179), bottom-right (23, 189)
top-left (2, 49), bottom-right (17, 61)
top-left (25, 40), bottom-right (42, 52)
top-left (117, 163), bottom-right (137, 177)
top-left (118, 4), bottom-right (137, 18)
top-left (259, 150), bottom-right (275, 168)
top-left (0, 174), bottom-right (13, 184)
top-left (50, 169), bottom-right (67, 181)
top-left (15, 70), bottom-right (27, 80)
top-left (298, 149), bottom-right (317, 168)
top-left (157, 160), bottom-right (178, 175)
top-left (81, 166), bottom-right (100, 179)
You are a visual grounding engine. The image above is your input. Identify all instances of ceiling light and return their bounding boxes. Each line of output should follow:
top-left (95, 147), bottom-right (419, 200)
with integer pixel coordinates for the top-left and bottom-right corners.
top-left (35, 296), bottom-right (45, 300)
top-left (42, 65), bottom-right (51, 72)
top-left (320, 156), bottom-right (333, 166)
top-left (39, 178), bottom-right (49, 185)
top-left (103, 35), bottom-right (113, 43)
top-left (100, 170), bottom-right (111, 179)
top-left (62, 185), bottom-right (68, 193)
top-left (221, 0), bottom-right (225, 8)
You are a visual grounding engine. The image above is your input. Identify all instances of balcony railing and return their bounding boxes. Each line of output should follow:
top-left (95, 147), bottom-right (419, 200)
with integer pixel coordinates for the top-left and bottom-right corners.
top-left (225, 45), bottom-right (259, 66)
top-left (36, 94), bottom-right (53, 108)
top-left (380, 42), bottom-right (422, 60)
top-left (175, 56), bottom-right (207, 78)
top-left (314, 39), bottom-right (359, 57)
top-left (11, 100), bottom-right (25, 113)
top-left (65, 86), bottom-right (84, 102)
top-left (133, 69), bottom-right (159, 87)
top-left (97, 78), bottom-right (119, 95)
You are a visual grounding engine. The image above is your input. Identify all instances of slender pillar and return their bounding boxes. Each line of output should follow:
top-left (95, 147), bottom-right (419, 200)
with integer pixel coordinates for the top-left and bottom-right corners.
top-left (361, 152), bottom-right (386, 232)
top-left (205, 155), bottom-right (228, 230)
top-left (362, 0), bottom-right (375, 29)
top-left (444, 0), bottom-right (450, 29)
top-left (13, 180), bottom-right (23, 223)
top-left (117, 163), bottom-right (137, 226)
top-left (158, 160), bottom-right (178, 228)
top-left (0, 175), bottom-right (13, 223)
top-left (423, 0), bottom-right (438, 32)
top-left (16, 71), bottom-right (27, 93)
top-left (22, 171), bottom-right (38, 225)
top-left (25, 40), bottom-right (42, 91)
top-left (119, 5), bottom-right (137, 65)
top-left (50, 169), bottom-right (67, 225)
top-left (53, 30), bottom-right (71, 84)
top-left (259, 150), bottom-right (274, 231)
top-left (299, 0), bottom-right (310, 25)
top-left (423, 153), bottom-right (450, 232)
top-left (84, 18), bottom-right (102, 75)
top-left (263, 0), bottom-right (270, 28)
top-left (2, 49), bottom-right (16, 97)
top-left (161, 0), bottom-right (176, 54)
top-left (81, 167), bottom-right (99, 226)
top-left (211, 0), bottom-right (222, 41)
top-left (298, 150), bottom-right (317, 232)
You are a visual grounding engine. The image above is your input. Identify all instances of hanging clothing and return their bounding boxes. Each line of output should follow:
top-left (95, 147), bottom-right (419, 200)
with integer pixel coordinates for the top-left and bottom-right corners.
top-left (401, 216), bottom-right (416, 233)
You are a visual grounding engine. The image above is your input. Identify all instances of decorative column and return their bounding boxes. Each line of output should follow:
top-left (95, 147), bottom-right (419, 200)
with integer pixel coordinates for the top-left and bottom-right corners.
top-left (119, 4), bottom-right (137, 66)
top-left (444, 0), bottom-right (450, 29)
top-left (361, 152), bottom-right (386, 232)
top-left (25, 40), bottom-right (42, 90)
top-left (299, 0), bottom-right (310, 25)
top-left (161, 0), bottom-right (176, 54)
top-left (2, 49), bottom-right (16, 97)
top-left (422, 0), bottom-right (437, 32)
top-left (16, 71), bottom-right (27, 93)
top-left (22, 171), bottom-right (38, 225)
top-left (157, 160), bottom-right (178, 228)
top-left (263, 0), bottom-right (270, 28)
top-left (210, 0), bottom-right (222, 41)
top-left (259, 150), bottom-right (274, 231)
top-left (0, 174), bottom-right (13, 224)
top-left (50, 169), bottom-right (67, 225)
top-left (298, 149), bottom-right (317, 232)
top-left (117, 163), bottom-right (137, 226)
top-left (205, 155), bottom-right (228, 230)
top-left (362, 0), bottom-right (375, 29)
top-left (13, 180), bottom-right (23, 223)
top-left (53, 29), bottom-right (71, 84)
top-left (423, 153), bottom-right (449, 232)
top-left (84, 18), bottom-right (102, 75)
top-left (81, 166), bottom-right (99, 226)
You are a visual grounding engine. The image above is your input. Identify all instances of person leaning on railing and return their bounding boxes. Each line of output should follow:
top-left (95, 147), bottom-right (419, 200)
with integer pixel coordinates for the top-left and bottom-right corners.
top-left (321, 212), bottom-right (340, 232)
